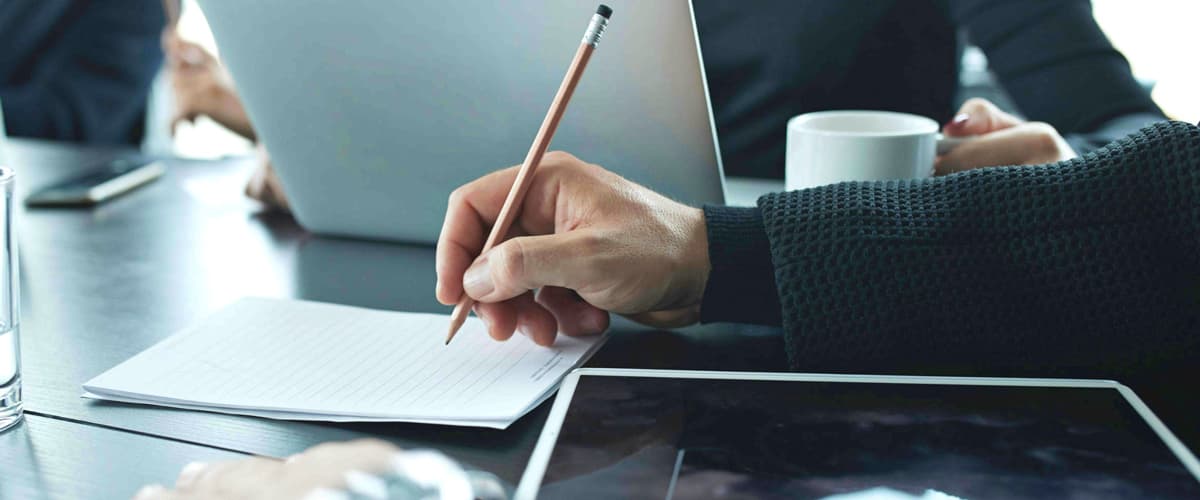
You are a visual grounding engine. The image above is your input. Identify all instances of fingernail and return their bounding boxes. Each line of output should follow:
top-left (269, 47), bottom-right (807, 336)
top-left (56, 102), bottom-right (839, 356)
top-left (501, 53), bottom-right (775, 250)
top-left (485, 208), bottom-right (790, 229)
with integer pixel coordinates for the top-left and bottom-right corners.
top-left (947, 113), bottom-right (970, 128)
top-left (463, 256), bottom-right (494, 298)
top-left (175, 461), bottom-right (208, 488)
top-left (134, 484), bottom-right (166, 500)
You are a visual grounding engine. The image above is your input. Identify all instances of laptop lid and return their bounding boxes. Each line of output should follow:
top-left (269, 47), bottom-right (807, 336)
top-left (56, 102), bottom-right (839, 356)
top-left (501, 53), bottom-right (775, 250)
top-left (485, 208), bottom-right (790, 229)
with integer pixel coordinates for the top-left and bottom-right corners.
top-left (197, 0), bottom-right (725, 243)
top-left (0, 99), bottom-right (7, 167)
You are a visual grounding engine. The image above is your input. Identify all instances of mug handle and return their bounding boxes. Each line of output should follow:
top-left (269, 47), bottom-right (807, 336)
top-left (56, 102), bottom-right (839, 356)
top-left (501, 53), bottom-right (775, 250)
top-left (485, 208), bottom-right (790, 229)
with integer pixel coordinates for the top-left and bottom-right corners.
top-left (936, 134), bottom-right (976, 155)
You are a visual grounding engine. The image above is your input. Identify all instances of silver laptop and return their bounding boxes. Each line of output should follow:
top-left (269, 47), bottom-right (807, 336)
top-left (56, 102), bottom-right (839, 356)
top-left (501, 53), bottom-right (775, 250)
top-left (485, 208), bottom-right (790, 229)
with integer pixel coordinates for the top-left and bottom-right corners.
top-left (197, 0), bottom-right (725, 243)
top-left (0, 99), bottom-right (7, 167)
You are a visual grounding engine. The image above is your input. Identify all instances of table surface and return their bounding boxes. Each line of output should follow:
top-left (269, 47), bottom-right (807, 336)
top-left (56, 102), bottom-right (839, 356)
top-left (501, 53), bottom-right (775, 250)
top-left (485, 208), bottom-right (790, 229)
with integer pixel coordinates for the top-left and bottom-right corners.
top-left (2, 138), bottom-right (788, 499)
top-left (6, 139), bottom-right (1196, 499)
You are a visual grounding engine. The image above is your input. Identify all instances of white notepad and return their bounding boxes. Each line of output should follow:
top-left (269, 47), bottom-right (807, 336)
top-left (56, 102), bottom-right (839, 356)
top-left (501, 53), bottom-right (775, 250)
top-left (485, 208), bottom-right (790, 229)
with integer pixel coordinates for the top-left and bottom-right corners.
top-left (83, 297), bottom-right (606, 429)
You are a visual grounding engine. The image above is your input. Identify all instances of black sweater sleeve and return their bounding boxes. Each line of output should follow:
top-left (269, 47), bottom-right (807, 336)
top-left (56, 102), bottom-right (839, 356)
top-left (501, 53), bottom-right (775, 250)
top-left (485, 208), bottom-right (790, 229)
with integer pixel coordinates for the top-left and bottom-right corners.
top-left (699, 205), bottom-right (780, 326)
top-left (948, 0), bottom-right (1166, 153)
top-left (702, 121), bottom-right (1200, 380)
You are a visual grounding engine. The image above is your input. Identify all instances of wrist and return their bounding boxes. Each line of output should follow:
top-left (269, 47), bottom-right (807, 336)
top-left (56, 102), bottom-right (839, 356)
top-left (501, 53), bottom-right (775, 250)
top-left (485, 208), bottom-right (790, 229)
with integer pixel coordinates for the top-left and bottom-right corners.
top-left (678, 206), bottom-right (710, 308)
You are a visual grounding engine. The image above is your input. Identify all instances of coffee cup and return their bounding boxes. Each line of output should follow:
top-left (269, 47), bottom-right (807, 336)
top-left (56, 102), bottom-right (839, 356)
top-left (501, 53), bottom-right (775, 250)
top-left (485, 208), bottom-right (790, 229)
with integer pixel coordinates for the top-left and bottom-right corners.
top-left (785, 110), bottom-right (966, 191)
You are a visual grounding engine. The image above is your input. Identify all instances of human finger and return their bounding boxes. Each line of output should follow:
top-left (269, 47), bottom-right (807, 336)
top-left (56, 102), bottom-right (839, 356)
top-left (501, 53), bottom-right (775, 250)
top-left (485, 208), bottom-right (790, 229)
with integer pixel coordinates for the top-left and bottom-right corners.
top-left (535, 287), bottom-right (609, 336)
top-left (935, 122), bottom-right (1069, 174)
top-left (474, 301), bottom-right (517, 342)
top-left (943, 97), bottom-right (1024, 137)
top-left (510, 292), bottom-right (558, 346)
top-left (435, 166), bottom-right (521, 305)
top-left (462, 232), bottom-right (597, 303)
top-left (435, 152), bottom-right (587, 305)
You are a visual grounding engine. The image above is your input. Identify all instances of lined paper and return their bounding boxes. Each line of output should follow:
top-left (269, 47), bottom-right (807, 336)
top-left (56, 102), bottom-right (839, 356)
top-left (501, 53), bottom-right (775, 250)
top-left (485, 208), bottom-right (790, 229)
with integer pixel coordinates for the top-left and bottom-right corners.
top-left (83, 298), bottom-right (604, 429)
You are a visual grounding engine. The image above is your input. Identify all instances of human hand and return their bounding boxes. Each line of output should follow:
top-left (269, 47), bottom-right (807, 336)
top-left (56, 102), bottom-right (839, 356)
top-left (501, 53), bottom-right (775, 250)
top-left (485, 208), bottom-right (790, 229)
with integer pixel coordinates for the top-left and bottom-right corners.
top-left (936, 97), bottom-right (1077, 175)
top-left (162, 28), bottom-right (256, 140)
top-left (435, 152), bottom-right (710, 346)
top-left (133, 439), bottom-right (400, 500)
top-left (244, 146), bottom-right (291, 212)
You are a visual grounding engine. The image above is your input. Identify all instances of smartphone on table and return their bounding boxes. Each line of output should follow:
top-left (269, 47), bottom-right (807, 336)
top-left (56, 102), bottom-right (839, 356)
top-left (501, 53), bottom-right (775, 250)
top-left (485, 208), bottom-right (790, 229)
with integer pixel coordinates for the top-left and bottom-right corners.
top-left (25, 158), bottom-right (165, 207)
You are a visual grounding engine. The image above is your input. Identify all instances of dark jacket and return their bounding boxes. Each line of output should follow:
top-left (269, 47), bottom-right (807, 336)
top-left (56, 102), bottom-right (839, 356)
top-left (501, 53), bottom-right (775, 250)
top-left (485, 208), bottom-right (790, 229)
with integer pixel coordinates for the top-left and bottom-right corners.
top-left (0, 0), bottom-right (165, 145)
top-left (702, 121), bottom-right (1200, 379)
top-left (695, 0), bottom-right (1166, 178)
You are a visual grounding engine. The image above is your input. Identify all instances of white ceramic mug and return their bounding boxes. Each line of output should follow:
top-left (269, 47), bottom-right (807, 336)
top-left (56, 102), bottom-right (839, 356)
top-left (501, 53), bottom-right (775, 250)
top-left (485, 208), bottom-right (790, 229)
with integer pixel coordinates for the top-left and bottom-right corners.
top-left (786, 110), bottom-right (963, 191)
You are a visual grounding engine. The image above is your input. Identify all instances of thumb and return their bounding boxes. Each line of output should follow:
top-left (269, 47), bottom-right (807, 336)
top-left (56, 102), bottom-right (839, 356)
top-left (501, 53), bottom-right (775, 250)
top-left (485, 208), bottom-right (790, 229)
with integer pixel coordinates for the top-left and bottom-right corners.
top-left (944, 98), bottom-right (1023, 137)
top-left (462, 232), bottom-right (589, 303)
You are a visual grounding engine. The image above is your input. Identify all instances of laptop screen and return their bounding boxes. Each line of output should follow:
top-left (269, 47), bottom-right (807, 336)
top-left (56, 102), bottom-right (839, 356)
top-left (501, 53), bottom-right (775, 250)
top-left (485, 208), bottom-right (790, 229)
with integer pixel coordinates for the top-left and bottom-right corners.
top-left (535, 375), bottom-right (1200, 499)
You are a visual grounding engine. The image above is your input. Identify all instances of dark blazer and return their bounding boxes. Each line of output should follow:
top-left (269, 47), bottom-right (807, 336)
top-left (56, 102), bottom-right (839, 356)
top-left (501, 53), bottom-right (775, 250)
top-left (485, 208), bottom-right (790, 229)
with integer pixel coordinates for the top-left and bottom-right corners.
top-left (0, 0), bottom-right (165, 145)
top-left (695, 0), bottom-right (1167, 178)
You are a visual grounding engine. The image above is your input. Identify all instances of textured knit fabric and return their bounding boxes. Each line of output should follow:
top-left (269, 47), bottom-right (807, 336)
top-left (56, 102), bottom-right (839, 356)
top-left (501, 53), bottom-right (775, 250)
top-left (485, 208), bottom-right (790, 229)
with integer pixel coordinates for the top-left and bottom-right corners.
top-left (702, 121), bottom-right (1200, 382)
top-left (701, 205), bottom-right (781, 326)
top-left (694, 0), bottom-right (1165, 179)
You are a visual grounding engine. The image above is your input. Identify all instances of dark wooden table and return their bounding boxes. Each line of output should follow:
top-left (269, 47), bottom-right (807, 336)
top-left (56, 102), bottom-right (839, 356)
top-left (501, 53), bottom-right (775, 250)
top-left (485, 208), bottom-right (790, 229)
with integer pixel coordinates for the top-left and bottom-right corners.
top-left (2, 138), bottom-right (788, 499)
top-left (7, 139), bottom-right (1196, 499)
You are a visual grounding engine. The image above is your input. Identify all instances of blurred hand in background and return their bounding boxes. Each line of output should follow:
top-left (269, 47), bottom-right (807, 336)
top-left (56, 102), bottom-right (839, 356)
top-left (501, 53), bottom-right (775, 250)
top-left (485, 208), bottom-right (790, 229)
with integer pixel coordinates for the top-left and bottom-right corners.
top-left (163, 28), bottom-right (292, 211)
top-left (937, 98), bottom-right (1077, 175)
top-left (162, 28), bottom-right (256, 141)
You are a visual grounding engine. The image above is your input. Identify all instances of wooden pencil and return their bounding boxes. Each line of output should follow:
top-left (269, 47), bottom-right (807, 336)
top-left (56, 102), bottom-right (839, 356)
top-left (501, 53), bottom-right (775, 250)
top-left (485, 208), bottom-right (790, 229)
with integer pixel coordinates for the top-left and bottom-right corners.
top-left (446, 5), bottom-right (613, 345)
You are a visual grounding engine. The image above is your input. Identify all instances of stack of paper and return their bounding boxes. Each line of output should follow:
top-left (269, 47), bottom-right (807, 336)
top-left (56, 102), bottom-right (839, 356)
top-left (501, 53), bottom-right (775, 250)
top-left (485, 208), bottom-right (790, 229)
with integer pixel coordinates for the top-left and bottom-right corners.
top-left (84, 297), bottom-right (605, 429)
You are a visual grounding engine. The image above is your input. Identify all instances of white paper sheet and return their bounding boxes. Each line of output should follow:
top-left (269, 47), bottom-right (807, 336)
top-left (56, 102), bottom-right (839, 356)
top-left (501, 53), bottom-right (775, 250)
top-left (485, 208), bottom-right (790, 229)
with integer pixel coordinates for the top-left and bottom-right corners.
top-left (84, 297), bottom-right (604, 429)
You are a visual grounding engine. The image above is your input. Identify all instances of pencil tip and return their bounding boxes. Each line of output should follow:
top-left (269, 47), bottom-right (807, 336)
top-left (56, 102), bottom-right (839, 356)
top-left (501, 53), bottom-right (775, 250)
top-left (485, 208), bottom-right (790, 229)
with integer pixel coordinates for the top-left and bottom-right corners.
top-left (444, 316), bottom-right (462, 346)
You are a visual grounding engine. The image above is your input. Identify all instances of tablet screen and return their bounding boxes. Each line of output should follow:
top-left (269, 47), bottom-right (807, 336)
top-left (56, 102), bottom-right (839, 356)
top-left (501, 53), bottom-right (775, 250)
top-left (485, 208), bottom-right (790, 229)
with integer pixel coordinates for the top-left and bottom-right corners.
top-left (533, 375), bottom-right (1200, 499)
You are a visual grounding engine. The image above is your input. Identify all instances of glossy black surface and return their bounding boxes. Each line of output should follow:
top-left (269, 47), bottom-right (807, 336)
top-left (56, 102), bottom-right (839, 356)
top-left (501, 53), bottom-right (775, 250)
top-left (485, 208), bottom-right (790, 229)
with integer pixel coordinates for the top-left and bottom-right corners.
top-left (5, 138), bottom-right (788, 493)
top-left (0, 414), bottom-right (246, 500)
top-left (6, 137), bottom-right (1199, 498)
top-left (538, 377), bottom-right (1200, 499)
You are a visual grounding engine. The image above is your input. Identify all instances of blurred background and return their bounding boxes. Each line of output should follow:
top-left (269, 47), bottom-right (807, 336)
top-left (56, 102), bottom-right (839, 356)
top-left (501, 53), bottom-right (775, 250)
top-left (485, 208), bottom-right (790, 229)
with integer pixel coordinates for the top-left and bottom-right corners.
top-left (67, 0), bottom-right (1200, 159)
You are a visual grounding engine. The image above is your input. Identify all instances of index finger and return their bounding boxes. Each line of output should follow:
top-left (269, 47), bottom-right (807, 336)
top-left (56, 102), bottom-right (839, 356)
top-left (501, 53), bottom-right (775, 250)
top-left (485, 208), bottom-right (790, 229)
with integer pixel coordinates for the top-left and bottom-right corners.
top-left (944, 98), bottom-right (1023, 137)
top-left (435, 166), bottom-right (521, 305)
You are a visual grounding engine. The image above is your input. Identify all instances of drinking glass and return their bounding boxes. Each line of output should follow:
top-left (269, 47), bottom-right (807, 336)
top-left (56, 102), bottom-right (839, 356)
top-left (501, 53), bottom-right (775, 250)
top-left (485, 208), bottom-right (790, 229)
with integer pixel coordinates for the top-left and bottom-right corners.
top-left (0, 166), bottom-right (19, 432)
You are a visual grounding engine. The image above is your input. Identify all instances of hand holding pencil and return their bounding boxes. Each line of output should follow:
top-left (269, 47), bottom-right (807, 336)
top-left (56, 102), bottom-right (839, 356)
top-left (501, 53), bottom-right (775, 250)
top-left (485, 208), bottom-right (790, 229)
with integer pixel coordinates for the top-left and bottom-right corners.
top-left (436, 5), bottom-right (717, 346)
top-left (442, 5), bottom-right (615, 345)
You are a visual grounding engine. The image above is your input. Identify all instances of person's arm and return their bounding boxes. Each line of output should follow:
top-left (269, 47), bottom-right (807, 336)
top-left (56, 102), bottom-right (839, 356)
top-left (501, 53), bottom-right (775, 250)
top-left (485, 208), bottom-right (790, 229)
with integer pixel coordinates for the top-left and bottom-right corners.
top-left (706, 121), bottom-right (1200, 379)
top-left (948, 0), bottom-right (1166, 153)
top-left (162, 28), bottom-right (256, 140)
top-left (436, 123), bottom-right (1200, 380)
top-left (0, 0), bottom-right (164, 144)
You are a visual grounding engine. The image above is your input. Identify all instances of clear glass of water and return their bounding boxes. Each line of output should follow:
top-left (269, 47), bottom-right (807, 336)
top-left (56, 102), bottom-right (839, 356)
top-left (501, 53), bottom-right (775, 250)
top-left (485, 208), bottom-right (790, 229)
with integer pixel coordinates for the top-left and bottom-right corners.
top-left (0, 166), bottom-right (19, 432)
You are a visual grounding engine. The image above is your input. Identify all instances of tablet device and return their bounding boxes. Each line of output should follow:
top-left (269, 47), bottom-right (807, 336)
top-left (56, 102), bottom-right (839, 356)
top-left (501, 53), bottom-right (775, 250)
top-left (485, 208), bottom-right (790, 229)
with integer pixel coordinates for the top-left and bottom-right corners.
top-left (518, 369), bottom-right (1200, 499)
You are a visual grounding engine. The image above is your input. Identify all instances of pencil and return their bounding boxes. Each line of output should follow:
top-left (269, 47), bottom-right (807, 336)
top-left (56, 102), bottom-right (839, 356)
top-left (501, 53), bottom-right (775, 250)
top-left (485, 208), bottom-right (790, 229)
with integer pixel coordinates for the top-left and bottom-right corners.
top-left (446, 4), bottom-right (613, 345)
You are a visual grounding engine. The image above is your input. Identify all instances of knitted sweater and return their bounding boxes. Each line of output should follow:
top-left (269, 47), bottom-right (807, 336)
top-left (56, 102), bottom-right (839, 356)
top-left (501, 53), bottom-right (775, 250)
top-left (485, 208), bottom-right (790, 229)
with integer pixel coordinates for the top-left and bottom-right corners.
top-left (700, 121), bottom-right (1200, 381)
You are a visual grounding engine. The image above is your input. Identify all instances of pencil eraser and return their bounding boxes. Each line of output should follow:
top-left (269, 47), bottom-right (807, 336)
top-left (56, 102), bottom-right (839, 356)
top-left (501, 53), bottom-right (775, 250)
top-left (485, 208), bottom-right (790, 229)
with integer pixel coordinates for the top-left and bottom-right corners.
top-left (596, 4), bottom-right (613, 19)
